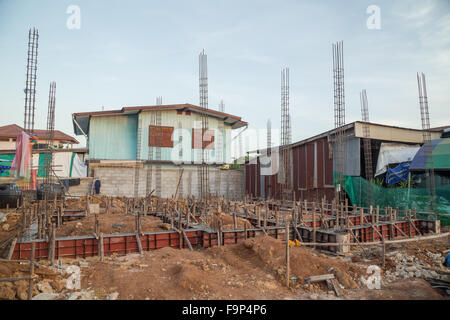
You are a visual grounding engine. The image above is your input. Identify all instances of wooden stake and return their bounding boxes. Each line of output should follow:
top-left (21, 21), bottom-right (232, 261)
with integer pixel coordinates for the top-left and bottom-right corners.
top-left (263, 209), bottom-right (267, 230)
top-left (285, 220), bottom-right (290, 288)
top-left (6, 238), bottom-right (17, 260)
top-left (313, 204), bottom-right (316, 248)
top-left (408, 209), bottom-right (412, 237)
top-left (257, 206), bottom-right (261, 227)
top-left (218, 220), bottom-right (222, 246)
top-left (50, 223), bottom-right (56, 266)
top-left (28, 242), bottom-right (35, 300)
top-left (244, 220), bottom-right (248, 240)
top-left (181, 229), bottom-right (193, 251)
top-left (99, 234), bottom-right (104, 260)
top-left (136, 233), bottom-right (143, 254)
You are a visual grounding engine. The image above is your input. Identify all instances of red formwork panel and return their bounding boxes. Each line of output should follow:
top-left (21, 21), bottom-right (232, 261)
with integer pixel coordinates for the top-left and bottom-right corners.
top-left (185, 230), bottom-right (203, 247)
top-left (222, 231), bottom-right (243, 245)
top-left (16, 239), bottom-right (51, 260)
top-left (72, 238), bottom-right (98, 259)
top-left (202, 232), bottom-right (219, 248)
top-left (13, 241), bottom-right (49, 260)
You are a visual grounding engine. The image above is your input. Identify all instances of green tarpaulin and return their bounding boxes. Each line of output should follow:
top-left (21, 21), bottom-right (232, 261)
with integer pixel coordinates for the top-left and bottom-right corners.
top-left (0, 154), bottom-right (15, 177)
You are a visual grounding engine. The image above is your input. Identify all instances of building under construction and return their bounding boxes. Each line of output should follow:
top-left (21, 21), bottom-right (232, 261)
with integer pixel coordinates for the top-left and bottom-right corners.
top-left (72, 104), bottom-right (247, 199)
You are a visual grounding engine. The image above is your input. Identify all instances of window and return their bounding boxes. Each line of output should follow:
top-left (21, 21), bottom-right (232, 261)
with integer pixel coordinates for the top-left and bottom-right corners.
top-left (192, 129), bottom-right (214, 149)
top-left (149, 126), bottom-right (174, 147)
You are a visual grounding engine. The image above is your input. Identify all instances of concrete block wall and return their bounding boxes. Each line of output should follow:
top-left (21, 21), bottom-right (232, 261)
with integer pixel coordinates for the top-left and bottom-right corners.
top-left (90, 162), bottom-right (244, 199)
top-left (67, 178), bottom-right (94, 196)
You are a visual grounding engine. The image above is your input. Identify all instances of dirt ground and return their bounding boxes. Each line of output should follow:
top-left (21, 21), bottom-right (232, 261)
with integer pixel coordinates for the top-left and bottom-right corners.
top-left (208, 213), bottom-right (252, 230)
top-left (77, 236), bottom-right (446, 300)
top-left (65, 196), bottom-right (127, 214)
top-left (0, 209), bottom-right (21, 241)
top-left (55, 214), bottom-right (168, 237)
top-left (0, 235), bottom-right (447, 300)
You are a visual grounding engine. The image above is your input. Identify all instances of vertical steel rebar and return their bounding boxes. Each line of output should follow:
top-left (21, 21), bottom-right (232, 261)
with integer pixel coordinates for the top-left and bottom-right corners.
top-left (417, 73), bottom-right (437, 215)
top-left (332, 41), bottom-right (346, 204)
top-left (360, 89), bottom-right (374, 206)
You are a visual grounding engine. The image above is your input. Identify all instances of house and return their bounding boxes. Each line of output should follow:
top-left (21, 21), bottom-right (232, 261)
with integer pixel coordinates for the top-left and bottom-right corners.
top-left (0, 124), bottom-right (79, 150)
top-left (0, 124), bottom-right (87, 186)
top-left (72, 103), bottom-right (248, 198)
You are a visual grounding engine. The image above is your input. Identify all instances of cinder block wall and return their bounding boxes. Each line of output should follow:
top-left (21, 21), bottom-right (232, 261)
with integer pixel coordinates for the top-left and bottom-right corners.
top-left (90, 162), bottom-right (244, 199)
top-left (67, 177), bottom-right (94, 196)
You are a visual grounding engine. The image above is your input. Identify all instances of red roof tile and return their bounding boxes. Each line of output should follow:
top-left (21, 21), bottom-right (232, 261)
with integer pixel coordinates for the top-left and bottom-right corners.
top-left (0, 124), bottom-right (79, 144)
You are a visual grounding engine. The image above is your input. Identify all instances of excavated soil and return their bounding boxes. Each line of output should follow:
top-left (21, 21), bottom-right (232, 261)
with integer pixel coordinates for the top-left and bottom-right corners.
top-left (0, 235), bottom-right (445, 300)
top-left (208, 213), bottom-right (252, 230)
top-left (65, 196), bottom-right (127, 214)
top-left (75, 236), bottom-right (443, 300)
top-left (0, 260), bottom-right (66, 300)
top-left (0, 209), bottom-right (21, 241)
top-left (56, 214), bottom-right (168, 237)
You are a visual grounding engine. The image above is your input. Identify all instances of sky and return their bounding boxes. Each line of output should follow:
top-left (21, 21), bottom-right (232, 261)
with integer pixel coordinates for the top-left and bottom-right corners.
top-left (0, 0), bottom-right (449, 158)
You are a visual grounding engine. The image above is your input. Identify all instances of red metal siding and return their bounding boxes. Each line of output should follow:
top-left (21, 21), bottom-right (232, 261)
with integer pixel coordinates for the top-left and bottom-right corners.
top-left (324, 139), bottom-right (333, 185)
top-left (298, 144), bottom-right (307, 189)
top-left (306, 143), bottom-right (314, 189)
top-left (317, 139), bottom-right (325, 188)
top-left (245, 136), bottom-right (335, 202)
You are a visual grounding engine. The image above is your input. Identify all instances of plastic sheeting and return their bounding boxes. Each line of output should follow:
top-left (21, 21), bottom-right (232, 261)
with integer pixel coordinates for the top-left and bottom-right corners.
top-left (332, 136), bottom-right (360, 177)
top-left (70, 153), bottom-right (87, 177)
top-left (410, 138), bottom-right (450, 171)
top-left (375, 143), bottom-right (420, 177)
top-left (10, 131), bottom-right (32, 179)
top-left (37, 152), bottom-right (87, 178)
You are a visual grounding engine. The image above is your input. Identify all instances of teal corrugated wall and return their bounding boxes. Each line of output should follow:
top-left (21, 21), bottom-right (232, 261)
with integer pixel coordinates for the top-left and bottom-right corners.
top-left (89, 114), bottom-right (138, 160)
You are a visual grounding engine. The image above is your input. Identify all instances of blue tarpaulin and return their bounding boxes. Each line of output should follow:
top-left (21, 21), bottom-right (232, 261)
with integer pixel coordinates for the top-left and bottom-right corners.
top-left (0, 165), bottom-right (10, 174)
top-left (386, 162), bottom-right (410, 186)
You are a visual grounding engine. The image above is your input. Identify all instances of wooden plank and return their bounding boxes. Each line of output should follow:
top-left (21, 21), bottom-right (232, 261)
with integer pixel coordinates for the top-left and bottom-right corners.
top-left (326, 278), bottom-right (341, 297)
top-left (181, 229), bottom-right (193, 251)
top-left (136, 234), bottom-right (143, 254)
top-left (305, 274), bottom-right (335, 283)
top-left (6, 238), bottom-right (17, 260)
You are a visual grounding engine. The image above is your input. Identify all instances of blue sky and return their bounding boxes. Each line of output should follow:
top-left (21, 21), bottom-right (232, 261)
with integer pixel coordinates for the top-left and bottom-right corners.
top-left (0, 0), bottom-right (449, 155)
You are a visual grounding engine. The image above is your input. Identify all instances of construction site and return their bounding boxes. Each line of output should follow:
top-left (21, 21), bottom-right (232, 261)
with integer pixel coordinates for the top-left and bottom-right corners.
top-left (1, 4), bottom-right (450, 303)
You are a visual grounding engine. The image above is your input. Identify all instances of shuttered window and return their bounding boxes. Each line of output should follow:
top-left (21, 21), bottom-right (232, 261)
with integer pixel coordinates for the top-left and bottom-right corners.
top-left (192, 129), bottom-right (215, 149)
top-left (149, 126), bottom-right (174, 147)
